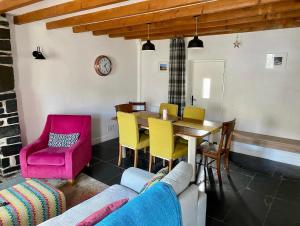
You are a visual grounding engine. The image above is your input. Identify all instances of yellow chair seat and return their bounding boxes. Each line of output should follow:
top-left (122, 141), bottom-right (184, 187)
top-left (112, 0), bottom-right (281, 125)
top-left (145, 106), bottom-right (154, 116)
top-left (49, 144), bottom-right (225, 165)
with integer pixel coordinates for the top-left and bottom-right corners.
top-left (172, 142), bottom-right (188, 160)
top-left (136, 133), bottom-right (150, 150)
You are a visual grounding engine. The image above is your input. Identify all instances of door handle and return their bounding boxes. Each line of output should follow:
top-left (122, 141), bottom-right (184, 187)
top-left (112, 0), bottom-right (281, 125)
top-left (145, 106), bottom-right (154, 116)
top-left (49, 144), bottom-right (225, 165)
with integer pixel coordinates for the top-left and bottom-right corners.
top-left (191, 95), bottom-right (197, 105)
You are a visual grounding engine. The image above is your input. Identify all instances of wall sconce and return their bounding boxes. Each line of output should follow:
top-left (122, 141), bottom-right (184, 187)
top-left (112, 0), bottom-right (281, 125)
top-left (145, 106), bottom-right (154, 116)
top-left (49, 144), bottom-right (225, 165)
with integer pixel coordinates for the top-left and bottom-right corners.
top-left (32, 46), bottom-right (46, 60)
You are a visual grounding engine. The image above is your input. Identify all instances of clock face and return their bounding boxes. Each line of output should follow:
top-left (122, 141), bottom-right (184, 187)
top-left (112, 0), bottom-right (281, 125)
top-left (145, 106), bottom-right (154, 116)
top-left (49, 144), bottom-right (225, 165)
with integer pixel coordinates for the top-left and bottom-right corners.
top-left (94, 56), bottom-right (112, 76)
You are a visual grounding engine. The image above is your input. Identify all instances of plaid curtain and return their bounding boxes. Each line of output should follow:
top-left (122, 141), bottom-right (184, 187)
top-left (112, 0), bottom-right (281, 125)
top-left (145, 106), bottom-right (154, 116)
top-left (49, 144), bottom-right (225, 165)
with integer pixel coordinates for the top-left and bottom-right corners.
top-left (168, 38), bottom-right (186, 116)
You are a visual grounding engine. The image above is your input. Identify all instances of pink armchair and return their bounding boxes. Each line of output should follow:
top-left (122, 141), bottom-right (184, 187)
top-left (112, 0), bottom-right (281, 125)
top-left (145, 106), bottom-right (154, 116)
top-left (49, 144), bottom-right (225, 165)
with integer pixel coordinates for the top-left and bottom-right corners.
top-left (20, 115), bottom-right (92, 181)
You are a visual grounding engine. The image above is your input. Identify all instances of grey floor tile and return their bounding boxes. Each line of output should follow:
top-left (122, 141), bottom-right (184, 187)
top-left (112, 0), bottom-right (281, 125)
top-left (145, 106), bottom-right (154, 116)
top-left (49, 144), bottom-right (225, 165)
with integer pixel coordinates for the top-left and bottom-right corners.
top-left (264, 198), bottom-right (300, 226)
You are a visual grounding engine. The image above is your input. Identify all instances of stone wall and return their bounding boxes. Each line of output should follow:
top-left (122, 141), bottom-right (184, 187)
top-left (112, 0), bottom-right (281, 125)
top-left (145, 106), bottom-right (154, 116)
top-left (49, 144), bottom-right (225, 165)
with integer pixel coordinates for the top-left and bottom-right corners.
top-left (0, 14), bottom-right (22, 177)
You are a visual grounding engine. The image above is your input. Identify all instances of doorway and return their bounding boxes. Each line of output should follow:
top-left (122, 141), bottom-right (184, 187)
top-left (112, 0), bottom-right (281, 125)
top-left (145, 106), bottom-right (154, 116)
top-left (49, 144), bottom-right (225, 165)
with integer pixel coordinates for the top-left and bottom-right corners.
top-left (188, 60), bottom-right (225, 121)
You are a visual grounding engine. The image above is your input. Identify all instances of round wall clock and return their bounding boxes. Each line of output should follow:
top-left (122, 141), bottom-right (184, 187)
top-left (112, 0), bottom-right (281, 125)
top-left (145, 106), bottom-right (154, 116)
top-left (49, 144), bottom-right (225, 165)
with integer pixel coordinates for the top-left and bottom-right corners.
top-left (94, 55), bottom-right (112, 76)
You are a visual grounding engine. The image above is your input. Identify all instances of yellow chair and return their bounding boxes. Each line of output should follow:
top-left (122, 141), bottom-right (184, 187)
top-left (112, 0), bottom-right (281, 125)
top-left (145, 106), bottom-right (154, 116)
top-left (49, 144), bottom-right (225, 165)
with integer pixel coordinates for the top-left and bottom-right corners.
top-left (183, 106), bottom-right (205, 121)
top-left (148, 118), bottom-right (188, 172)
top-left (180, 106), bottom-right (206, 145)
top-left (159, 103), bottom-right (178, 117)
top-left (117, 112), bottom-right (149, 167)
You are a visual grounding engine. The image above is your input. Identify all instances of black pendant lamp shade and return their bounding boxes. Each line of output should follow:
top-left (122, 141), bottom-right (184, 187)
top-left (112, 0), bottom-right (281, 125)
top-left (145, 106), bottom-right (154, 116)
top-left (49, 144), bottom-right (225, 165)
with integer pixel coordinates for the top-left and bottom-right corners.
top-left (188, 16), bottom-right (204, 49)
top-left (142, 40), bottom-right (155, 50)
top-left (142, 23), bottom-right (155, 51)
top-left (188, 36), bottom-right (204, 48)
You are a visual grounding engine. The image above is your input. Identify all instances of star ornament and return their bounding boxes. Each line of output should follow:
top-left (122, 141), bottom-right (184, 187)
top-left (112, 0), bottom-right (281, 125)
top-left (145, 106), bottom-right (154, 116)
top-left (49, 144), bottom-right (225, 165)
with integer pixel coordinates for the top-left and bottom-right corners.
top-left (233, 40), bottom-right (241, 48)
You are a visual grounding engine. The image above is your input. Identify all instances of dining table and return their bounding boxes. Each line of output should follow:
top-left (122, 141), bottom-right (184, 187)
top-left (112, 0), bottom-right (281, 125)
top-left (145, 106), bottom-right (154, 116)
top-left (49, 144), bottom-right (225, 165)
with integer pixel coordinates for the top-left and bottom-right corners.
top-left (113, 111), bottom-right (222, 182)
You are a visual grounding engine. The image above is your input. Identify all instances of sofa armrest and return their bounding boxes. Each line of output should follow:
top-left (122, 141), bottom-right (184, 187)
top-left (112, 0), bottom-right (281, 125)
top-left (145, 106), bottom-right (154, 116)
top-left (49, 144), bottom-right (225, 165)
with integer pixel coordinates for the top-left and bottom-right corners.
top-left (178, 184), bottom-right (198, 226)
top-left (120, 167), bottom-right (154, 193)
top-left (197, 190), bottom-right (207, 226)
top-left (178, 185), bottom-right (207, 226)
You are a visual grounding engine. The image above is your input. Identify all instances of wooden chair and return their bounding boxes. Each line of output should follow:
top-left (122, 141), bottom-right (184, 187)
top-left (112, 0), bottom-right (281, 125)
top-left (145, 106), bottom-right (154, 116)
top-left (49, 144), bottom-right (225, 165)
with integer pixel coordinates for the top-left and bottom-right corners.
top-left (148, 118), bottom-right (188, 172)
top-left (117, 112), bottom-right (149, 167)
top-left (198, 119), bottom-right (236, 180)
top-left (129, 101), bottom-right (146, 112)
top-left (115, 103), bottom-right (133, 113)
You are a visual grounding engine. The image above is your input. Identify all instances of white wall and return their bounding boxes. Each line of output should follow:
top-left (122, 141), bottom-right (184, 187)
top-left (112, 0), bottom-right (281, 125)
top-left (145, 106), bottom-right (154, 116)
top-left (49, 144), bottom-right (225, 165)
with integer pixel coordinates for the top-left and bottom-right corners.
top-left (140, 28), bottom-right (300, 141)
top-left (140, 41), bottom-right (170, 111)
top-left (10, 19), bottom-right (138, 145)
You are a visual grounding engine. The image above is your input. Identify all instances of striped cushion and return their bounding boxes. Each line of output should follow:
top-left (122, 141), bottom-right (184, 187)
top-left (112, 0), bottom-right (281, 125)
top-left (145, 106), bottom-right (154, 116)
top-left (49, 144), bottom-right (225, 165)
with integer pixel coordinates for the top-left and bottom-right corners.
top-left (140, 167), bottom-right (169, 193)
top-left (0, 179), bottom-right (66, 226)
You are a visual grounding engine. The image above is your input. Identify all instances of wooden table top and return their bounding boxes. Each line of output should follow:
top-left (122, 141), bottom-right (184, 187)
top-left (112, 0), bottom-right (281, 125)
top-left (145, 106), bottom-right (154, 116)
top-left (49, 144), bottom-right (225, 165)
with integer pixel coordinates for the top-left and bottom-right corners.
top-left (113, 111), bottom-right (222, 138)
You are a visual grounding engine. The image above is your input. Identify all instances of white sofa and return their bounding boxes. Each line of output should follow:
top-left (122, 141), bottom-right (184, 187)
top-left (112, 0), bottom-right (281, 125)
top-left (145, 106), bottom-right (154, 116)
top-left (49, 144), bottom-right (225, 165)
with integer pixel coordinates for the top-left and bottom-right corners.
top-left (40, 162), bottom-right (207, 226)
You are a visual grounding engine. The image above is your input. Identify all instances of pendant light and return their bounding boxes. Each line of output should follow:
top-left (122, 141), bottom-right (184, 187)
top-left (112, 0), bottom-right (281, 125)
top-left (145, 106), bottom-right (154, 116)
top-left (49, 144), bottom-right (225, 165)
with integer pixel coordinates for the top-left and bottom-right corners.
top-left (188, 16), bottom-right (204, 49)
top-left (142, 23), bottom-right (155, 51)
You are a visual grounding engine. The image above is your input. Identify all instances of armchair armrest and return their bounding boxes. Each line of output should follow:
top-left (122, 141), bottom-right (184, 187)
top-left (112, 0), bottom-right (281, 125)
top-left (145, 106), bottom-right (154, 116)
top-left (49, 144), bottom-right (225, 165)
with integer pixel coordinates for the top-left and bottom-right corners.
top-left (65, 139), bottom-right (85, 155)
top-left (121, 167), bottom-right (154, 193)
top-left (65, 137), bottom-right (92, 179)
top-left (20, 138), bottom-right (48, 178)
top-left (20, 138), bottom-right (47, 158)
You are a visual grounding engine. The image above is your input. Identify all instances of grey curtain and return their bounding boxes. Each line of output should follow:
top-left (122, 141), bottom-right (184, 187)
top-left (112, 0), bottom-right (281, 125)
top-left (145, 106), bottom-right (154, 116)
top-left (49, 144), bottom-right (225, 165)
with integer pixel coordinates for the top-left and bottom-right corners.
top-left (168, 38), bottom-right (186, 116)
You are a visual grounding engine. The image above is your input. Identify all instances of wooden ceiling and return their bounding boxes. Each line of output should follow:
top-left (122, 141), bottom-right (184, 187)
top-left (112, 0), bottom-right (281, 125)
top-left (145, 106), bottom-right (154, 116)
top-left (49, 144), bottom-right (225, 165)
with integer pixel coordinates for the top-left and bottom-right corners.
top-left (3, 0), bottom-right (300, 40)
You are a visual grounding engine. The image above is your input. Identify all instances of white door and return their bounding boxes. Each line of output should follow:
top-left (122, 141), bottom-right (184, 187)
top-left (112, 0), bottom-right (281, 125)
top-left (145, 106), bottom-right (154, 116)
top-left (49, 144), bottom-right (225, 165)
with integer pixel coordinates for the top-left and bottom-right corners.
top-left (190, 60), bottom-right (225, 121)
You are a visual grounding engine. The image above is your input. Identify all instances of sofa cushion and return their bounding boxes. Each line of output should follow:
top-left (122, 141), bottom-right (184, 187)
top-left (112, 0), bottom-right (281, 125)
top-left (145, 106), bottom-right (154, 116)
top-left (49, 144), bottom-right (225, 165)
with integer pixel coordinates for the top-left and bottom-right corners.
top-left (27, 147), bottom-right (67, 166)
top-left (76, 198), bottom-right (128, 226)
top-left (48, 132), bottom-right (80, 148)
top-left (39, 185), bottom-right (138, 226)
top-left (161, 161), bottom-right (193, 195)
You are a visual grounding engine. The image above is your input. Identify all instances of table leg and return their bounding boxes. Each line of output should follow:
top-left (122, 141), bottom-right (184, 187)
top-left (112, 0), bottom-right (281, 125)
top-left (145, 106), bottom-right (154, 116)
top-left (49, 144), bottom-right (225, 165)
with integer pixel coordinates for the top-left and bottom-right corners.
top-left (187, 136), bottom-right (197, 182)
top-left (122, 147), bottom-right (126, 158)
top-left (209, 133), bottom-right (214, 143)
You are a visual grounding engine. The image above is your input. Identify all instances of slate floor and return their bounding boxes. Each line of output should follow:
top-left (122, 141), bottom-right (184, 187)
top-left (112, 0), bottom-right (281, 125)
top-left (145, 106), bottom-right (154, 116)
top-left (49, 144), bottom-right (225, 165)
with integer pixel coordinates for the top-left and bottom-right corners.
top-left (84, 138), bottom-right (300, 226)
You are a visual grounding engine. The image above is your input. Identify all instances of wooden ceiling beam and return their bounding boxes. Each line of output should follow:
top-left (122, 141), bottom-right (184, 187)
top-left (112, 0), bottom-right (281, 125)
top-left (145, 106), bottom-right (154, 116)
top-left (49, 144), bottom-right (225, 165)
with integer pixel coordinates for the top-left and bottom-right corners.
top-left (14, 0), bottom-right (128, 25)
top-left (73, 0), bottom-right (259, 33)
top-left (93, 18), bottom-right (194, 36)
top-left (109, 16), bottom-right (264, 38)
top-left (92, 1), bottom-right (300, 36)
top-left (0, 0), bottom-right (41, 13)
top-left (73, 0), bottom-right (296, 33)
top-left (46, 0), bottom-right (209, 30)
top-left (131, 19), bottom-right (300, 40)
top-left (108, 10), bottom-right (300, 38)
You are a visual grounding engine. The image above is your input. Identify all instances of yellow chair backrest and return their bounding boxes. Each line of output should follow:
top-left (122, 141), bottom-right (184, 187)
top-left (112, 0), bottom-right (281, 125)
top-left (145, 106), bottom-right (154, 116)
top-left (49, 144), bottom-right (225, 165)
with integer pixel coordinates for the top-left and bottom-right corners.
top-left (148, 118), bottom-right (174, 159)
top-left (183, 106), bottom-right (205, 121)
top-left (117, 112), bottom-right (139, 149)
top-left (159, 103), bottom-right (178, 117)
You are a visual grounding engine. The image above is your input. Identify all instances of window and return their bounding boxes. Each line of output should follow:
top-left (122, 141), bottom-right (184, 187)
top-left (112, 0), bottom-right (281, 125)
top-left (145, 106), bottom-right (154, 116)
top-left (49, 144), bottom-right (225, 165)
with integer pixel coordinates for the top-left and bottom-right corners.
top-left (202, 78), bottom-right (211, 99)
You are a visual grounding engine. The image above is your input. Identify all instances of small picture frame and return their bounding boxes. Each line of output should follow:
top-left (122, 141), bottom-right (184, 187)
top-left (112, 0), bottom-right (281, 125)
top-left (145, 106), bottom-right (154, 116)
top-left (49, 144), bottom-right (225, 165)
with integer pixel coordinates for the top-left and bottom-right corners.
top-left (158, 61), bottom-right (169, 73)
top-left (265, 53), bottom-right (287, 69)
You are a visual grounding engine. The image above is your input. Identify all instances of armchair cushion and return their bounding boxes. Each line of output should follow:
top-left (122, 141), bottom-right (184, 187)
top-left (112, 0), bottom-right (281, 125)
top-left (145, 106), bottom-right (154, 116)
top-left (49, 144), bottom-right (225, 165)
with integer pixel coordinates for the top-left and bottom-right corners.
top-left (48, 133), bottom-right (80, 148)
top-left (27, 147), bottom-right (68, 166)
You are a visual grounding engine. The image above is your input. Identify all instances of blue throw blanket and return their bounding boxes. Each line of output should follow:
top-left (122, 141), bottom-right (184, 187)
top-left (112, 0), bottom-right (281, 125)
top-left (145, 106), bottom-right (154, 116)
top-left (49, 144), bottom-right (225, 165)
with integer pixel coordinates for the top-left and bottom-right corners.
top-left (96, 182), bottom-right (182, 226)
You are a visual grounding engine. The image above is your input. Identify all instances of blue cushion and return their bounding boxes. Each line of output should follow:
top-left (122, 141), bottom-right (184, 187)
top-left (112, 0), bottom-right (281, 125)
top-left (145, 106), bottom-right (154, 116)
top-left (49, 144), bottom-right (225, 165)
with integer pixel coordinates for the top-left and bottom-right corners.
top-left (96, 182), bottom-right (182, 226)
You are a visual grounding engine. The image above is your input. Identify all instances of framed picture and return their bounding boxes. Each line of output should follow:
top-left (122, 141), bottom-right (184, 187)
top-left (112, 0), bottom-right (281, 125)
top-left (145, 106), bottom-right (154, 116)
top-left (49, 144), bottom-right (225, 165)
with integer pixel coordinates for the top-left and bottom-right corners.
top-left (265, 53), bottom-right (288, 69)
top-left (158, 61), bottom-right (169, 73)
